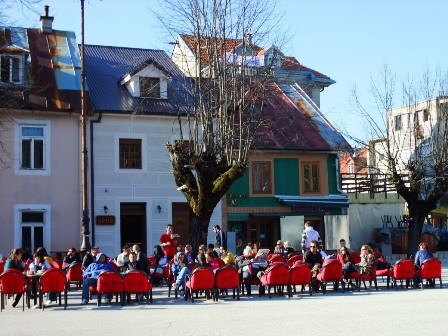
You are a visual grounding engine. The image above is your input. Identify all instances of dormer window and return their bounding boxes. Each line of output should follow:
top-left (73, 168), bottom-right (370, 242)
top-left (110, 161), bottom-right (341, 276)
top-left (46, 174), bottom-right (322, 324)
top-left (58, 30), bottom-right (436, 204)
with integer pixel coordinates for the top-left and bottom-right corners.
top-left (140, 77), bottom-right (160, 98)
top-left (1, 55), bottom-right (23, 84)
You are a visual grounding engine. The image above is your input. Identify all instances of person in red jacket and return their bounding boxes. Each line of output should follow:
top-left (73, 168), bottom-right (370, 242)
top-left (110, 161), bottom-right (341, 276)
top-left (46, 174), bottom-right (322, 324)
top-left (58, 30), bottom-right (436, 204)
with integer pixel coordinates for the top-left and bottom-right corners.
top-left (160, 224), bottom-right (178, 260)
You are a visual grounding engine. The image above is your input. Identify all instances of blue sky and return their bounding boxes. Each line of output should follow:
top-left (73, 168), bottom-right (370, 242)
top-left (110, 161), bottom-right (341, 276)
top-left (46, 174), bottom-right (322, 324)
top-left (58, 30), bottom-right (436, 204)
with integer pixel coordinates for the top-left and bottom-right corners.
top-left (4, 0), bottom-right (448, 144)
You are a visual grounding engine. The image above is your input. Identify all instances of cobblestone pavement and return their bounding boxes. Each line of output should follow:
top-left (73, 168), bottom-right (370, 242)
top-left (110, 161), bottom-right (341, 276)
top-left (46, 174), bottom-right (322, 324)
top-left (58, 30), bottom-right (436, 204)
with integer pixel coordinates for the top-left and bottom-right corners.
top-left (2, 257), bottom-right (448, 336)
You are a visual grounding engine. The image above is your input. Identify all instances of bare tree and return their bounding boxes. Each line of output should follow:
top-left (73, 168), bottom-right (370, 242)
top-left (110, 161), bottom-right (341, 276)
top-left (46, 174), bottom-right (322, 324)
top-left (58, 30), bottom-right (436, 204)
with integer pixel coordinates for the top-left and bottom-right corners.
top-left (351, 65), bottom-right (448, 255)
top-left (154, 0), bottom-right (284, 248)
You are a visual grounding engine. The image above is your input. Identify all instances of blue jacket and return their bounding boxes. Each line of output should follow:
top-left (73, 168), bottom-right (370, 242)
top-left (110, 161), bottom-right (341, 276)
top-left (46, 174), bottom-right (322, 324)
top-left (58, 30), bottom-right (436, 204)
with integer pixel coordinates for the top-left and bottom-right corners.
top-left (82, 262), bottom-right (114, 279)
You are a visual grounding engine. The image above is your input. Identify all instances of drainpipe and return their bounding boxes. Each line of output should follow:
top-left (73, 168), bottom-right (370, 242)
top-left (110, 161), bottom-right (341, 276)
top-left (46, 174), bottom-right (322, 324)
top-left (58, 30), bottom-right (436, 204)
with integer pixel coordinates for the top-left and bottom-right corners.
top-left (90, 112), bottom-right (103, 246)
top-left (335, 157), bottom-right (343, 193)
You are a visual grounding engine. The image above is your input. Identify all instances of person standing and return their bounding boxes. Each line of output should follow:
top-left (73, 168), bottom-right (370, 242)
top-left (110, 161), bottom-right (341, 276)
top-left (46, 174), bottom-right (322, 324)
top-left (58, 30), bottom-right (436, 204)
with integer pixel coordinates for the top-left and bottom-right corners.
top-left (213, 225), bottom-right (227, 249)
top-left (301, 221), bottom-right (322, 253)
top-left (160, 224), bottom-right (178, 261)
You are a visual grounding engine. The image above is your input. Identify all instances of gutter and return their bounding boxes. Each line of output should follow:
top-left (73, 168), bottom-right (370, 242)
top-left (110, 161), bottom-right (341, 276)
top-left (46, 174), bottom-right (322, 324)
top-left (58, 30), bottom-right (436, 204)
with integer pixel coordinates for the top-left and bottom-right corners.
top-left (89, 111), bottom-right (102, 246)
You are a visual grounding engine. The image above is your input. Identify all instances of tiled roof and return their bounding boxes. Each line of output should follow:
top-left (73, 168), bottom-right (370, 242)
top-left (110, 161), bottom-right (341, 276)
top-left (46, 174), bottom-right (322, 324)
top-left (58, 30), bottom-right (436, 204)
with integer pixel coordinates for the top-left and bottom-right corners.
top-left (251, 82), bottom-right (351, 151)
top-left (179, 34), bottom-right (263, 65)
top-left (83, 45), bottom-right (191, 114)
top-left (0, 27), bottom-right (83, 111)
top-left (179, 34), bottom-right (333, 82)
top-left (280, 56), bottom-right (333, 82)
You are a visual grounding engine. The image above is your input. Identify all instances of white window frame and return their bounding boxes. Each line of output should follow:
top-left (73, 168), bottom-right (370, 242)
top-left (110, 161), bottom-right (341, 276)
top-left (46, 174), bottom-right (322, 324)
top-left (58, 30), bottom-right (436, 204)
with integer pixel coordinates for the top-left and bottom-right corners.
top-left (14, 120), bottom-right (51, 176)
top-left (1, 55), bottom-right (24, 84)
top-left (14, 204), bottom-right (51, 254)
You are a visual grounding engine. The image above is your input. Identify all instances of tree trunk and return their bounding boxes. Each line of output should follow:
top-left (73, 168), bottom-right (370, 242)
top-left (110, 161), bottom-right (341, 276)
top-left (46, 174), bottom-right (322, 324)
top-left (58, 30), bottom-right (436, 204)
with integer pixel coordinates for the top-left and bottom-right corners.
top-left (188, 211), bottom-right (212, 253)
top-left (407, 206), bottom-right (426, 257)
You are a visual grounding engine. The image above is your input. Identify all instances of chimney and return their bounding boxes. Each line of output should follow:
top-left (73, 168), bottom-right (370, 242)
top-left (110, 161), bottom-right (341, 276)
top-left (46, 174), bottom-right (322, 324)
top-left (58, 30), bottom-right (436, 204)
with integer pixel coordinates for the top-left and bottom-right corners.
top-left (244, 33), bottom-right (252, 45)
top-left (40, 6), bottom-right (54, 33)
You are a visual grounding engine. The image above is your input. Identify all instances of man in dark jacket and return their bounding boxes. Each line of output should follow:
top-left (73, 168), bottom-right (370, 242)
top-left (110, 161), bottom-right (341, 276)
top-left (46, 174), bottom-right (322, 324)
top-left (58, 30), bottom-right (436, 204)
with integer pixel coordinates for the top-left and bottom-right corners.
top-left (213, 225), bottom-right (227, 250)
top-left (303, 240), bottom-right (323, 292)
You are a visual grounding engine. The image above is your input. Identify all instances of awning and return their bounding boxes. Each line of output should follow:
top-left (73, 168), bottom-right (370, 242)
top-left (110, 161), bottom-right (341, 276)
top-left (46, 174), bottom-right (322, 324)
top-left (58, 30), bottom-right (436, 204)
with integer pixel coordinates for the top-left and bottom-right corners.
top-left (275, 194), bottom-right (349, 208)
top-left (431, 207), bottom-right (448, 215)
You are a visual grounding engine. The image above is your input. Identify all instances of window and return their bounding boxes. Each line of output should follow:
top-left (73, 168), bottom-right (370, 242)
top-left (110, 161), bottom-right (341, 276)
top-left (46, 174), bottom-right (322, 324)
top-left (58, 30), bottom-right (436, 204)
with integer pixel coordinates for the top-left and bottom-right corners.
top-left (1, 55), bottom-right (22, 84)
top-left (140, 77), bottom-right (160, 98)
top-left (20, 211), bottom-right (45, 257)
top-left (302, 162), bottom-right (320, 193)
top-left (394, 115), bottom-right (402, 131)
top-left (119, 138), bottom-right (142, 169)
top-left (20, 125), bottom-right (45, 170)
top-left (414, 111), bottom-right (420, 126)
top-left (252, 161), bottom-right (271, 194)
top-left (423, 109), bottom-right (429, 122)
top-left (348, 162), bottom-right (354, 175)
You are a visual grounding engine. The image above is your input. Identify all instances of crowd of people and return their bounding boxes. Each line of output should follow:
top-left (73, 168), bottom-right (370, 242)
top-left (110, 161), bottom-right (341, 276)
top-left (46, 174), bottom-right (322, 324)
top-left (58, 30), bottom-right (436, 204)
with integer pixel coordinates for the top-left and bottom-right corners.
top-left (0, 221), bottom-right (441, 308)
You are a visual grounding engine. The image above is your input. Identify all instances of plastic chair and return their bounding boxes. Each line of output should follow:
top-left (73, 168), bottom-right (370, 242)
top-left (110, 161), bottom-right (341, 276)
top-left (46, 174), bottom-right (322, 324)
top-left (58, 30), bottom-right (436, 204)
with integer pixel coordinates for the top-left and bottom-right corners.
top-left (214, 265), bottom-right (240, 301)
top-left (268, 254), bottom-right (287, 265)
top-left (123, 270), bottom-right (152, 304)
top-left (288, 262), bottom-right (312, 296)
top-left (258, 264), bottom-right (289, 298)
top-left (389, 259), bottom-right (416, 290)
top-left (415, 258), bottom-right (442, 289)
top-left (317, 259), bottom-right (345, 294)
top-left (66, 263), bottom-right (83, 290)
top-left (38, 268), bottom-right (68, 310)
top-left (0, 269), bottom-right (27, 312)
top-left (96, 270), bottom-right (124, 306)
top-left (287, 254), bottom-right (302, 268)
top-left (185, 266), bottom-right (215, 302)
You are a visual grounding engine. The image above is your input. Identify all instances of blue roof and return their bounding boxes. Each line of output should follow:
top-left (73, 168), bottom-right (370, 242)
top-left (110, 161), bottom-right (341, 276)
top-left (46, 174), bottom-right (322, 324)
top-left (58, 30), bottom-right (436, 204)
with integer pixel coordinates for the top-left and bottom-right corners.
top-left (83, 45), bottom-right (191, 114)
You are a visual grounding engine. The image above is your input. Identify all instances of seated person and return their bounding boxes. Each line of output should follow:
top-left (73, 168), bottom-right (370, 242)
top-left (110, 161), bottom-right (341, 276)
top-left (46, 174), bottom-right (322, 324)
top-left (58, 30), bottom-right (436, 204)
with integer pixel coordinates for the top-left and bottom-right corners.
top-left (414, 242), bottom-right (432, 267)
top-left (274, 240), bottom-right (286, 255)
top-left (62, 247), bottom-right (81, 270)
top-left (343, 244), bottom-right (375, 281)
top-left (184, 245), bottom-right (195, 264)
top-left (80, 253), bottom-right (114, 305)
top-left (220, 246), bottom-right (235, 266)
top-left (235, 246), bottom-right (263, 295)
top-left (171, 252), bottom-right (190, 299)
top-left (303, 240), bottom-right (323, 292)
top-left (29, 252), bottom-right (52, 301)
top-left (115, 244), bottom-right (131, 269)
top-left (414, 242), bottom-right (434, 287)
top-left (82, 246), bottom-right (99, 270)
top-left (284, 241), bottom-right (295, 255)
top-left (206, 251), bottom-right (225, 270)
top-left (123, 252), bottom-right (139, 272)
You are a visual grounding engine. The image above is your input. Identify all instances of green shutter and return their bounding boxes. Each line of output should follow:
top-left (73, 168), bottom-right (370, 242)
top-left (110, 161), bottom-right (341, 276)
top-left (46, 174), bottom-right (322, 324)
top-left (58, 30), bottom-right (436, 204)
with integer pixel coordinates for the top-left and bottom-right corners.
top-left (274, 158), bottom-right (299, 195)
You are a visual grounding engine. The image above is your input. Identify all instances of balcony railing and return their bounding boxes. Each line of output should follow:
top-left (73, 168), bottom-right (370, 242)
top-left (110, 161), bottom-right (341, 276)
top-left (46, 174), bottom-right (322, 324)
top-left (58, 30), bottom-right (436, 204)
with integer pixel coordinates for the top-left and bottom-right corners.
top-left (341, 173), bottom-right (409, 198)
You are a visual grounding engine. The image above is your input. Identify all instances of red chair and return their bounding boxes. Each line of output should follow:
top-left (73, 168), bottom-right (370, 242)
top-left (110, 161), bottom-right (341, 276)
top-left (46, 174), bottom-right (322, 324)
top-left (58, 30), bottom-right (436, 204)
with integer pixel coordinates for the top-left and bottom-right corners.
top-left (123, 270), bottom-right (153, 304)
top-left (185, 267), bottom-right (215, 302)
top-left (317, 259), bottom-right (344, 294)
top-left (389, 259), bottom-right (416, 290)
top-left (0, 261), bottom-right (5, 274)
top-left (214, 266), bottom-right (240, 301)
top-left (287, 254), bottom-right (302, 268)
top-left (415, 258), bottom-right (442, 289)
top-left (38, 268), bottom-right (68, 310)
top-left (95, 270), bottom-right (124, 306)
top-left (66, 263), bottom-right (83, 290)
top-left (347, 264), bottom-right (378, 291)
top-left (0, 269), bottom-right (27, 312)
top-left (258, 264), bottom-right (289, 298)
top-left (268, 255), bottom-right (287, 265)
top-left (288, 262), bottom-right (312, 296)
top-left (350, 252), bottom-right (361, 264)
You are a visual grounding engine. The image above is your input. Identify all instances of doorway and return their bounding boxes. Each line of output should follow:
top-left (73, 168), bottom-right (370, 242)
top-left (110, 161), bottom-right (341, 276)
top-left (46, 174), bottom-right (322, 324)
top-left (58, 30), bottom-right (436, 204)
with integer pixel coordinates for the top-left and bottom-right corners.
top-left (120, 202), bottom-right (147, 252)
top-left (304, 216), bottom-right (325, 248)
top-left (172, 202), bottom-right (190, 246)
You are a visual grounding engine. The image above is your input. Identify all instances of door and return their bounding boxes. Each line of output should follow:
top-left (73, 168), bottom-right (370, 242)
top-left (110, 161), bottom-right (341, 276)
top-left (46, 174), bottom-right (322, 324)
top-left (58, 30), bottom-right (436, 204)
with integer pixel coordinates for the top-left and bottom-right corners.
top-left (246, 219), bottom-right (280, 251)
top-left (304, 216), bottom-right (325, 248)
top-left (172, 202), bottom-right (190, 246)
top-left (120, 202), bottom-right (147, 253)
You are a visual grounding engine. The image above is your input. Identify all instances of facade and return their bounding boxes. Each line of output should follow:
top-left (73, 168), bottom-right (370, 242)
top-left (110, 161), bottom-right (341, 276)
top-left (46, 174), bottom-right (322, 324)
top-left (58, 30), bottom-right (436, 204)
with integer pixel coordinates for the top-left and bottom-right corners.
top-left (0, 10), bottom-right (84, 258)
top-left (83, 45), bottom-right (221, 258)
top-left (171, 34), bottom-right (351, 252)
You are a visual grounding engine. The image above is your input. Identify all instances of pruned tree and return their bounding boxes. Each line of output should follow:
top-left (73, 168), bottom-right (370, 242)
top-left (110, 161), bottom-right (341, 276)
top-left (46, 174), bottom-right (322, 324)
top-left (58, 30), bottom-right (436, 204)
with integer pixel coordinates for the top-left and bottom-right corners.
top-left (351, 64), bottom-right (448, 255)
top-left (154, 0), bottom-right (284, 248)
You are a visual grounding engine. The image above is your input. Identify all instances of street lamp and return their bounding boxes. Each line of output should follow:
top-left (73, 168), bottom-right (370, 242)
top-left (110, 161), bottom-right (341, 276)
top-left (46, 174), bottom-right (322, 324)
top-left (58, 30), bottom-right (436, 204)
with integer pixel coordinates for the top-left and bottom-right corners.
top-left (80, 0), bottom-right (91, 253)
